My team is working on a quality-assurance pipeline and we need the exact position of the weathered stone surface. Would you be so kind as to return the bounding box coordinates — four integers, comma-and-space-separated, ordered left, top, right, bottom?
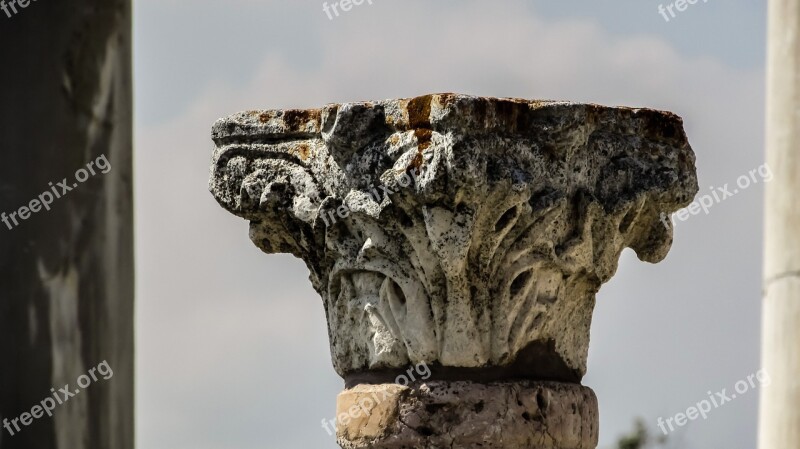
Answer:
209, 94, 697, 380
336, 384, 408, 442
336, 381, 598, 449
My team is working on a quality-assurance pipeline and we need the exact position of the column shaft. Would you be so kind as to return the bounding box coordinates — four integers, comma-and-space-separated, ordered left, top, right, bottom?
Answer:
760, 0, 800, 447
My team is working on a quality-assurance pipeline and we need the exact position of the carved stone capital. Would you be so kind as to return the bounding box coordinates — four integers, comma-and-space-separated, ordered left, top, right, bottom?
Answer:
209, 94, 697, 381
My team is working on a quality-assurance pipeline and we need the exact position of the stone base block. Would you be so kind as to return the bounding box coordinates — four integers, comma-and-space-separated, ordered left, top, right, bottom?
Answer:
336, 381, 598, 449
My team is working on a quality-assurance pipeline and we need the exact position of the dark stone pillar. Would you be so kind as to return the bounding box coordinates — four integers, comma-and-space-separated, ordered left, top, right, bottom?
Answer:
0, 1, 133, 448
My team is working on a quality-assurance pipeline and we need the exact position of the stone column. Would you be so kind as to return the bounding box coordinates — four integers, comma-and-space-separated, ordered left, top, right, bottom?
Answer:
759, 0, 800, 447
0, 1, 133, 448
209, 94, 697, 449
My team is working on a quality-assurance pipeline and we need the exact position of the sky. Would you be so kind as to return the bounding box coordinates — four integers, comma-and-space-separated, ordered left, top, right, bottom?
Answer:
134, 1, 768, 448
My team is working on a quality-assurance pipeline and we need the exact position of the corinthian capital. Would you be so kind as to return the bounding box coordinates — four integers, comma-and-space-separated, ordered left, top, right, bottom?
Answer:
209, 94, 698, 448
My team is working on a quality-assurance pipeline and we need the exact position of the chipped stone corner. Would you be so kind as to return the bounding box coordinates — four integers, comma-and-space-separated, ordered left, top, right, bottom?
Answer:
336, 384, 409, 445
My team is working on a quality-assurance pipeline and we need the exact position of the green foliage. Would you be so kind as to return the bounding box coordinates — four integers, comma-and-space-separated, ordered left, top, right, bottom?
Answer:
615, 418, 668, 449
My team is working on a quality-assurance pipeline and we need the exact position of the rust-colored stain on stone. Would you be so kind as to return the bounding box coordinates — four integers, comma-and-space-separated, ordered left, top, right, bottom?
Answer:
258, 112, 271, 123
404, 95, 435, 173
282, 108, 322, 131
295, 143, 311, 161
407, 95, 433, 129
414, 128, 433, 151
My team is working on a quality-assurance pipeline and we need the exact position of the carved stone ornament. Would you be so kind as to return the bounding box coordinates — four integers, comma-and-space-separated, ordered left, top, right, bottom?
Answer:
209, 93, 698, 449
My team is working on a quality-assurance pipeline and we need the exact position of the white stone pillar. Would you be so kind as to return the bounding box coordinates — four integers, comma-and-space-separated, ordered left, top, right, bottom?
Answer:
208, 94, 698, 449
759, 1, 800, 447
